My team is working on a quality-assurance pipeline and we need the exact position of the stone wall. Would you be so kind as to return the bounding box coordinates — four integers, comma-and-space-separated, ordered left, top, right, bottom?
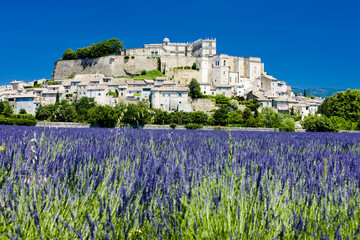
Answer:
191, 99, 217, 113
36, 121, 90, 128
167, 69, 200, 85
53, 55, 199, 80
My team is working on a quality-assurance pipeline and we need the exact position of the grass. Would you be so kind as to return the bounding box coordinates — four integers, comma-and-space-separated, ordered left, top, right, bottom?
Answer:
115, 70, 165, 80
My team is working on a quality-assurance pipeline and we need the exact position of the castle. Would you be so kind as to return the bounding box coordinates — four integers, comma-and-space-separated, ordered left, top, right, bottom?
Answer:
0, 37, 322, 117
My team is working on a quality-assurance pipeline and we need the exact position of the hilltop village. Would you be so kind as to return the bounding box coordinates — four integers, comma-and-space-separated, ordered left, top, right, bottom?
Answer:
0, 38, 322, 117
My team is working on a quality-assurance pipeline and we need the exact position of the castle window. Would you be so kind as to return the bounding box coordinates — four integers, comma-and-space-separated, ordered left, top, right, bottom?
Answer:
224, 60, 226, 66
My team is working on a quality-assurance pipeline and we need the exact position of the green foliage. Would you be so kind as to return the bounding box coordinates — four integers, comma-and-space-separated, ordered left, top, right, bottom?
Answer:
141, 70, 147, 75
302, 115, 337, 132
279, 117, 295, 132
213, 107, 229, 126
329, 116, 354, 130
121, 102, 151, 125
185, 123, 203, 129
62, 38, 123, 60
169, 123, 177, 129
62, 48, 78, 60
19, 109, 27, 114
107, 91, 119, 97
157, 57, 161, 71
261, 107, 282, 128
308, 94, 315, 99
66, 74, 75, 79
117, 70, 164, 80
192, 111, 208, 124
124, 55, 130, 59
228, 99, 239, 110
191, 62, 197, 70
0, 114, 36, 126
87, 105, 119, 128
304, 89, 307, 97
47, 81, 59, 86
189, 78, 202, 99
153, 109, 172, 124
319, 89, 360, 122
0, 101, 13, 117
215, 94, 230, 105
56, 91, 60, 104
227, 111, 243, 125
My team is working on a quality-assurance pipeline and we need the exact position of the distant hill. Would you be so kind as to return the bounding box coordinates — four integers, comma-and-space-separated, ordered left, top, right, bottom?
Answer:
292, 87, 347, 98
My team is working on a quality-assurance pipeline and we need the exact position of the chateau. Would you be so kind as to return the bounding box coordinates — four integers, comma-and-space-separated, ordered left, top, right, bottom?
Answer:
0, 37, 322, 117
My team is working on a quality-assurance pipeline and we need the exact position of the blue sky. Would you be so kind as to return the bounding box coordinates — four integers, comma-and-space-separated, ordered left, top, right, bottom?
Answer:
1, 0, 359, 89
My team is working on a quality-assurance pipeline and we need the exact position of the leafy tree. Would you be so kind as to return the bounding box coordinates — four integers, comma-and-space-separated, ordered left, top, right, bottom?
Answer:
73, 97, 95, 122
76, 47, 91, 59
157, 57, 161, 71
302, 115, 337, 132
227, 111, 243, 125
52, 101, 76, 122
88, 105, 119, 128
330, 116, 353, 130
213, 107, 229, 126
56, 91, 60, 104
215, 95, 230, 105
153, 109, 172, 124
192, 111, 208, 124
121, 103, 151, 125
19, 109, 27, 114
318, 89, 360, 122
191, 62, 197, 70
308, 94, 315, 99
62, 48, 78, 60
228, 99, 239, 110
304, 89, 307, 97
189, 78, 202, 99
280, 118, 295, 132
261, 107, 282, 128
36, 105, 54, 121
1, 101, 14, 117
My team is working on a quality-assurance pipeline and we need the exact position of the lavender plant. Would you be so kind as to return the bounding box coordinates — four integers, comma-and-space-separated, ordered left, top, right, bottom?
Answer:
0, 126, 359, 239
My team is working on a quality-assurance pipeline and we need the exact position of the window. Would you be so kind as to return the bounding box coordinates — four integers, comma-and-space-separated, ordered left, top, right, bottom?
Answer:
224, 60, 226, 66
98, 93, 101, 96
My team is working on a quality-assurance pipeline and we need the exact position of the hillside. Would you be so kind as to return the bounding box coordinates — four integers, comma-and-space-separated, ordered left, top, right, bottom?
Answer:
292, 87, 346, 98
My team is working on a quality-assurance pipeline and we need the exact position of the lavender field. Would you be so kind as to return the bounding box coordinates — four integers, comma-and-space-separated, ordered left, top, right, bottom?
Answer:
0, 126, 360, 239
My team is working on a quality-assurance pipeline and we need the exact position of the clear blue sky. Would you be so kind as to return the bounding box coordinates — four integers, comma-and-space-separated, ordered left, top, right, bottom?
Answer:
1, 0, 359, 89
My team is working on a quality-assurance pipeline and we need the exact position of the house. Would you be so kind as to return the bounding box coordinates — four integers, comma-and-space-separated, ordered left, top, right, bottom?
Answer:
151, 87, 191, 112
6, 95, 41, 114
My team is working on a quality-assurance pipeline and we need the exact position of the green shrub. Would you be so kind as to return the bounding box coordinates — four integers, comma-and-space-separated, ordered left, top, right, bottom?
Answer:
0, 115, 37, 126
214, 126, 222, 130
279, 118, 295, 132
192, 62, 197, 70
185, 123, 203, 130
124, 55, 130, 59
170, 123, 177, 129
141, 70, 147, 75
184, 66, 191, 69
302, 115, 337, 132
131, 56, 135, 59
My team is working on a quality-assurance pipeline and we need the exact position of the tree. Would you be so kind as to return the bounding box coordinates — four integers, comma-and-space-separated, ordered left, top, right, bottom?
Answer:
215, 95, 230, 105
189, 78, 201, 99
76, 47, 91, 59
280, 118, 295, 132
72, 97, 95, 122
36, 105, 54, 121
192, 111, 208, 124
157, 57, 161, 71
62, 48, 78, 60
304, 89, 307, 97
56, 91, 60, 104
318, 89, 360, 122
2, 101, 14, 117
88, 105, 119, 128
213, 107, 229, 126
191, 62, 197, 70
121, 103, 151, 125
308, 94, 315, 99
227, 111, 243, 125
228, 99, 239, 110
302, 115, 337, 132
261, 107, 281, 128
19, 109, 27, 114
